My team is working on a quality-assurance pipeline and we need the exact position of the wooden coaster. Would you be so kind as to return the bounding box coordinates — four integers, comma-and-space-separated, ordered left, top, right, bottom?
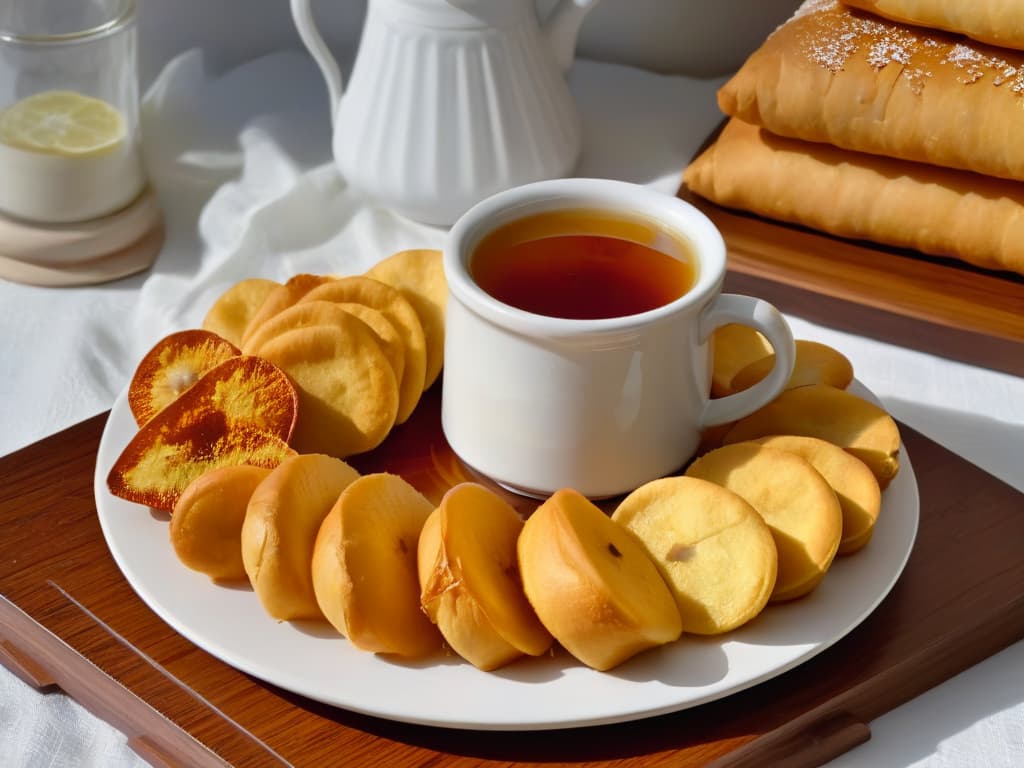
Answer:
0, 188, 164, 287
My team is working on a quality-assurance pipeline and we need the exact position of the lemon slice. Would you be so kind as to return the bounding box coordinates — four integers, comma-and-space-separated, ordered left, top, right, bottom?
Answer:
0, 90, 126, 156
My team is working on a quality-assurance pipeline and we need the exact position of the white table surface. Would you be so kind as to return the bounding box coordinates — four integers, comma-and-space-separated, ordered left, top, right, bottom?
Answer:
0, 48, 1021, 768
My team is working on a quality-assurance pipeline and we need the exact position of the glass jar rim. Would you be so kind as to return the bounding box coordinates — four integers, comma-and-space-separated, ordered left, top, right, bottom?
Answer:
0, 0, 136, 44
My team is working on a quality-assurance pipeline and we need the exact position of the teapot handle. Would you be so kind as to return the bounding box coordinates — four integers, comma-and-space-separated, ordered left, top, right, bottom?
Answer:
545, 0, 601, 73
290, 0, 344, 128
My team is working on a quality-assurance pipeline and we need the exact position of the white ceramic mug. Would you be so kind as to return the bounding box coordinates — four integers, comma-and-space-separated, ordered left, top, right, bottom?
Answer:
442, 178, 795, 498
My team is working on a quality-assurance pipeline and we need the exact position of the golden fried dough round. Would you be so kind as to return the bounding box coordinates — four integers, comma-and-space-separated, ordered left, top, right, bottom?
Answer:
329, 301, 406, 389
366, 249, 447, 390
254, 321, 399, 457
312, 472, 441, 657
300, 276, 427, 425
731, 340, 854, 393
418, 483, 551, 670
241, 299, 337, 356
518, 488, 682, 671
613, 476, 777, 634
723, 384, 901, 488
711, 323, 773, 398
240, 300, 404, 388
170, 464, 271, 582
239, 273, 334, 348
242, 454, 360, 620
686, 443, 843, 602
202, 278, 279, 347
749, 435, 882, 555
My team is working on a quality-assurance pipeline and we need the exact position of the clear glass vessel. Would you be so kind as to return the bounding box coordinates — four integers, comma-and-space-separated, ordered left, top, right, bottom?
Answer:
0, 0, 145, 223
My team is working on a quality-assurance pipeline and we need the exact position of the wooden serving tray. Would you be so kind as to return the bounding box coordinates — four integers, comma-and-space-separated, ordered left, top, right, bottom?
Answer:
2, 374, 1023, 767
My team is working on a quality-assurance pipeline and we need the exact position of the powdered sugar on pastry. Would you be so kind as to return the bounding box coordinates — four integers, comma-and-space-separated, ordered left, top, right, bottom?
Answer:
791, 0, 1024, 94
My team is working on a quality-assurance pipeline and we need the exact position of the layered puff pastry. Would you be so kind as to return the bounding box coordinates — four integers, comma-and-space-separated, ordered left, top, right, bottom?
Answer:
844, 0, 1024, 51
718, 0, 1024, 182
683, 118, 1024, 276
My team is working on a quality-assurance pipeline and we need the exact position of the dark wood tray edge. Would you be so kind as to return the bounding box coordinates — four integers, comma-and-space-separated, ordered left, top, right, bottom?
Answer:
715, 588, 1024, 767
0, 593, 230, 768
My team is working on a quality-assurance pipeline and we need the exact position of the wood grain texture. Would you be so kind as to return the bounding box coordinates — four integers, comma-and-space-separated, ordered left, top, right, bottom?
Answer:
721, 271, 1024, 379
1, 380, 1023, 767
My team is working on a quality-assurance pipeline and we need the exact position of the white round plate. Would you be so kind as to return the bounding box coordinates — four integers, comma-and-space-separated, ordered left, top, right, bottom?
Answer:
94, 384, 918, 731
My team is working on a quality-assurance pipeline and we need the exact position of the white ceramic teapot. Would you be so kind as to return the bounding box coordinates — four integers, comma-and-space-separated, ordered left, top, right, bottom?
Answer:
290, 0, 600, 225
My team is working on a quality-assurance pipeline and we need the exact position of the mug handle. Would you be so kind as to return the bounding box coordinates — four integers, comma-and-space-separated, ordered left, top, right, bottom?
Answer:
698, 293, 795, 428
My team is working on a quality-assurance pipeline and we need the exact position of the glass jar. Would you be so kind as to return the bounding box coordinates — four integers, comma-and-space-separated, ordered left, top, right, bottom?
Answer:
0, 0, 145, 223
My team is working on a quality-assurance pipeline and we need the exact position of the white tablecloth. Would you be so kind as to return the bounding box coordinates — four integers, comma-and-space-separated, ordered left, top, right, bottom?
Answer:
1, 50, 1021, 767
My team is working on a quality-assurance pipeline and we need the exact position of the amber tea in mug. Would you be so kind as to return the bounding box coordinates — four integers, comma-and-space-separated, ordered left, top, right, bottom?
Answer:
470, 209, 697, 319
444, 178, 796, 498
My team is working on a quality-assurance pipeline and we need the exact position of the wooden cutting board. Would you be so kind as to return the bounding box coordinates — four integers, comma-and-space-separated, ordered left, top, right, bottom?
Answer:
2, 370, 1023, 767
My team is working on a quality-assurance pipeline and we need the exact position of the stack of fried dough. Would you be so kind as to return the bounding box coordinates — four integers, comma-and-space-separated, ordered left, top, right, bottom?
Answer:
684, 0, 1024, 276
